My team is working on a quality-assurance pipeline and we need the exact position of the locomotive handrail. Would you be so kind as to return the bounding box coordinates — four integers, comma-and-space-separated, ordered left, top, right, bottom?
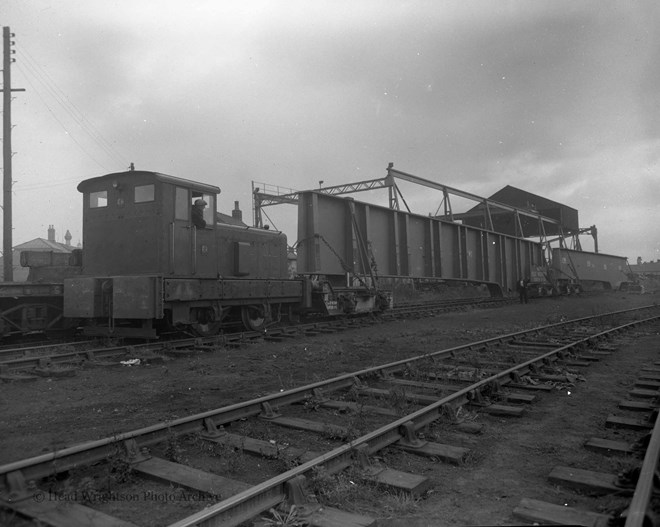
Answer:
192, 225, 197, 274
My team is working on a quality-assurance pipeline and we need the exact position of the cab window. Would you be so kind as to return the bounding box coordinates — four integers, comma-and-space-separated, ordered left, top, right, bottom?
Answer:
175, 187, 189, 220
135, 184, 155, 203
90, 191, 108, 208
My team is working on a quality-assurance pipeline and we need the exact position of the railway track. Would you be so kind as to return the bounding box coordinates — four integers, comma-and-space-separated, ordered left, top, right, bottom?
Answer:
1, 304, 659, 526
0, 296, 512, 379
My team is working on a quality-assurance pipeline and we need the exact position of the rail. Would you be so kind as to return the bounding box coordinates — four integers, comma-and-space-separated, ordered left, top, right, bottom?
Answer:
624, 396, 660, 527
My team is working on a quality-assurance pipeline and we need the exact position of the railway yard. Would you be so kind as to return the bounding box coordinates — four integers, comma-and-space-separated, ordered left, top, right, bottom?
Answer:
0, 162, 657, 527
1, 290, 659, 526
2, 5, 659, 526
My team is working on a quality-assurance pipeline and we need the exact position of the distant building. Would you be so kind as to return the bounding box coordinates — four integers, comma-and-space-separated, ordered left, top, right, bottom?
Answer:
0, 225, 77, 282
455, 185, 580, 238
216, 201, 248, 227
629, 259, 660, 277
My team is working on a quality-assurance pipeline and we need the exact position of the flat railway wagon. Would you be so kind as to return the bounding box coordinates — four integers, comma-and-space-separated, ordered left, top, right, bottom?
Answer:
0, 282, 67, 338
296, 190, 545, 298
63, 170, 385, 339
0, 251, 81, 338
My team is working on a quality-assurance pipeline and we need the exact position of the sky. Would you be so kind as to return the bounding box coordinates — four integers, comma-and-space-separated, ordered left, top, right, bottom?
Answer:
1, 0, 659, 263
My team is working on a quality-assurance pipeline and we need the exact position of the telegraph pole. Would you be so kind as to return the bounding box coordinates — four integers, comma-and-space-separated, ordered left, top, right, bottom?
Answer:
2, 27, 24, 282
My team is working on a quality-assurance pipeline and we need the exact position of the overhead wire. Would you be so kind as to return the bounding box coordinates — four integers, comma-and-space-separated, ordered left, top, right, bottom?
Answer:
13, 43, 129, 170
12, 66, 110, 172
17, 45, 129, 165
12, 176, 82, 192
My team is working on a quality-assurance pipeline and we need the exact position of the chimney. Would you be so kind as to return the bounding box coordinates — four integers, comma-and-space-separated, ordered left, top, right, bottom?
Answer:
65, 230, 72, 247
232, 201, 242, 222
48, 225, 55, 242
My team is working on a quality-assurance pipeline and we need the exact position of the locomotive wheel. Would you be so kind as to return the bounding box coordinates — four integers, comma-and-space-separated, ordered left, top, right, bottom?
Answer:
189, 307, 223, 337
241, 305, 266, 331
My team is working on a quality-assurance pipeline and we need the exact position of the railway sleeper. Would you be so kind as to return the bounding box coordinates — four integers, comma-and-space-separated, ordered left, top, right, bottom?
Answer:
202, 430, 431, 498
0, 372, 39, 383
548, 465, 646, 496
606, 414, 655, 430
131, 455, 250, 500
513, 497, 610, 527
351, 444, 431, 496
619, 400, 658, 412
395, 437, 470, 465
387, 377, 536, 403
250, 410, 440, 495
319, 399, 399, 417
634, 379, 660, 390
507, 380, 554, 392
584, 437, 642, 457
4, 497, 137, 527
278, 476, 377, 527
261, 414, 350, 440
2, 468, 136, 526
629, 388, 660, 399
360, 385, 526, 417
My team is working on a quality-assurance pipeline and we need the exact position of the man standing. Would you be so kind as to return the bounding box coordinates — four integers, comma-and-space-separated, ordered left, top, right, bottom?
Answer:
517, 278, 529, 304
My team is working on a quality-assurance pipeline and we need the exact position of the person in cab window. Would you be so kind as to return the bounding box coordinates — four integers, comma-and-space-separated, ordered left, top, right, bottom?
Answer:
192, 199, 207, 228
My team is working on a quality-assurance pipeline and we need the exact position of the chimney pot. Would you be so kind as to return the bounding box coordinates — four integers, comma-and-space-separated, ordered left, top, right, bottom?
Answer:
232, 201, 242, 222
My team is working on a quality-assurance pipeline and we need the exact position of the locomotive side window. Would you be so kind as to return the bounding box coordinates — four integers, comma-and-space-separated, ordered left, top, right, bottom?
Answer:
90, 190, 108, 208
175, 187, 189, 220
135, 184, 155, 203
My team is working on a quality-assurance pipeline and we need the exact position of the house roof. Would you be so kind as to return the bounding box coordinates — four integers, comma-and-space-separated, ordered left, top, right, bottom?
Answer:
14, 238, 73, 253
216, 211, 247, 227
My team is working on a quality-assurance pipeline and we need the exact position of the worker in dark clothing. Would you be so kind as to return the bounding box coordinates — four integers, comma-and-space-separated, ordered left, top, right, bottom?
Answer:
192, 199, 207, 228
517, 278, 529, 304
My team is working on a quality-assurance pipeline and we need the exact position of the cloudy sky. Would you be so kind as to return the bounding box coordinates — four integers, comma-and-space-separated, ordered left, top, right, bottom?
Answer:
2, 1, 659, 263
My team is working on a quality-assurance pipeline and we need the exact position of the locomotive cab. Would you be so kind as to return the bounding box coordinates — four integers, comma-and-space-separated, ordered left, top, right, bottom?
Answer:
75, 170, 220, 277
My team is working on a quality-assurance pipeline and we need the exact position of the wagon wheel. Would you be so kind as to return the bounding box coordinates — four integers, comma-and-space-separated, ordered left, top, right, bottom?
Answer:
191, 307, 222, 336
241, 305, 267, 332
191, 321, 222, 337
287, 305, 301, 325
